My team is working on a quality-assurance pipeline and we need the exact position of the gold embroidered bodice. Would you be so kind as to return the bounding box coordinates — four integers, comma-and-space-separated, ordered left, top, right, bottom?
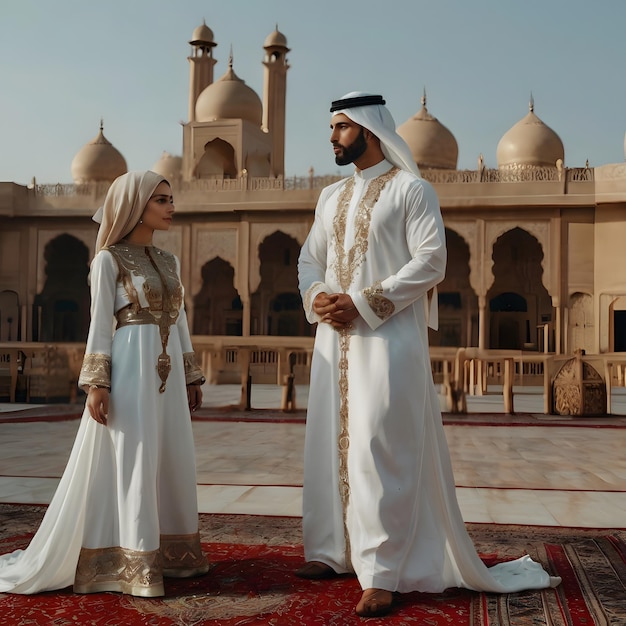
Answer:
107, 242, 182, 392
107, 241, 183, 320
78, 242, 203, 393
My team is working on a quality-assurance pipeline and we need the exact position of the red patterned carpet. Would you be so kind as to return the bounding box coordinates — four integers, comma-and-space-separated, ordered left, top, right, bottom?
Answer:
0, 504, 625, 625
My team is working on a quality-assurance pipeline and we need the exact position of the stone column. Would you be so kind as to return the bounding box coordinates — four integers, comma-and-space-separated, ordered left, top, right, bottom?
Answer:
478, 294, 487, 349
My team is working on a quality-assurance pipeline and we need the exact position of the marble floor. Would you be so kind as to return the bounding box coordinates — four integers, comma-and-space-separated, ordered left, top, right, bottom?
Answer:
0, 385, 625, 529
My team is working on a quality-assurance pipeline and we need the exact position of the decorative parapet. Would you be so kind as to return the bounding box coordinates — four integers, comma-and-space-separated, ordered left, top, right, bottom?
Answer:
421, 169, 480, 183
420, 166, 593, 184
178, 176, 285, 192
179, 177, 249, 192
489, 164, 561, 182
283, 174, 344, 190
35, 182, 113, 197
32, 167, 596, 197
567, 167, 594, 182
32, 174, 345, 196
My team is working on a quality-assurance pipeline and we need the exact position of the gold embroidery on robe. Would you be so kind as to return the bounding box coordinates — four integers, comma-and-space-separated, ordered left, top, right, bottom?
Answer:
329, 167, 400, 568
337, 327, 352, 565
332, 167, 399, 291
363, 281, 395, 320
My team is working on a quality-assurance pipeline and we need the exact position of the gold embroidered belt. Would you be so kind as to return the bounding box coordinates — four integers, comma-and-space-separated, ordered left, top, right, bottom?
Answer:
116, 306, 178, 329
115, 305, 179, 393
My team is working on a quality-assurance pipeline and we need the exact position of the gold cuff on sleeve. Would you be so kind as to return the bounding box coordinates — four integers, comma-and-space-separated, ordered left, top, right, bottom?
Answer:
78, 353, 112, 390
303, 282, 324, 315
363, 281, 395, 321
183, 352, 204, 385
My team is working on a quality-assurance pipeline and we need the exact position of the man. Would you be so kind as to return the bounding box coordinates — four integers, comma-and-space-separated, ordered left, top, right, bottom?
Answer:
296, 92, 559, 618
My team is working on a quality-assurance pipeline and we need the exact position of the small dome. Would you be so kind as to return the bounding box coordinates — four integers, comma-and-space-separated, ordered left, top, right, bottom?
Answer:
71, 123, 127, 184
397, 93, 458, 170
264, 27, 288, 49
190, 21, 215, 46
195, 57, 263, 125
151, 151, 182, 180
497, 98, 564, 169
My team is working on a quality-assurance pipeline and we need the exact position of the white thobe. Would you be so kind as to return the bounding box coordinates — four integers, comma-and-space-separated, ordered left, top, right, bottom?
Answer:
298, 160, 560, 594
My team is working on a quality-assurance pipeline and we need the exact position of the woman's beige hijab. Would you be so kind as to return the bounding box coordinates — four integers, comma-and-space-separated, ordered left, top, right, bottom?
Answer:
93, 170, 167, 253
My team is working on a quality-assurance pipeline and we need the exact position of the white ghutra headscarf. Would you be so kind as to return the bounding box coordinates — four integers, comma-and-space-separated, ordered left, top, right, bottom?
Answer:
330, 91, 421, 177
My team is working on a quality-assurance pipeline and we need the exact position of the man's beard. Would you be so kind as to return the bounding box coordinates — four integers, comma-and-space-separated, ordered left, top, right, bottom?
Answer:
333, 128, 367, 166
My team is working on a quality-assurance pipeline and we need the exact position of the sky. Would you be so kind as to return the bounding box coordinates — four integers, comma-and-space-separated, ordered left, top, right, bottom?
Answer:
1, 0, 626, 185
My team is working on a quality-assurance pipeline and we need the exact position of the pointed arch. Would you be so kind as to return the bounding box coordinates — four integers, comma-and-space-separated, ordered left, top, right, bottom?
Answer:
249, 223, 310, 294
193, 257, 242, 336
250, 231, 310, 336
486, 221, 550, 296
195, 138, 237, 178
33, 234, 90, 341
487, 228, 552, 350
430, 228, 478, 347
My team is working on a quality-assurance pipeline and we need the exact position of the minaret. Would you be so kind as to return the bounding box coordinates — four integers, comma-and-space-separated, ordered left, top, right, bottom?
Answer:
262, 25, 289, 177
188, 20, 217, 122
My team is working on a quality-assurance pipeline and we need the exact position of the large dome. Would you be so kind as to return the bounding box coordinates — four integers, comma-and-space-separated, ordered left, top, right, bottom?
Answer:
497, 99, 564, 169
195, 57, 262, 125
151, 151, 182, 180
397, 93, 458, 170
70, 123, 127, 184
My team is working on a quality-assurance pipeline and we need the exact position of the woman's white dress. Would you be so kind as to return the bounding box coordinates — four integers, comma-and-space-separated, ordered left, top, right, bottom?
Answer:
0, 241, 208, 596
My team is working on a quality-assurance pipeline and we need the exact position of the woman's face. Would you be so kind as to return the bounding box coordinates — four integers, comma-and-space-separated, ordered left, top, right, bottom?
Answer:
140, 181, 175, 231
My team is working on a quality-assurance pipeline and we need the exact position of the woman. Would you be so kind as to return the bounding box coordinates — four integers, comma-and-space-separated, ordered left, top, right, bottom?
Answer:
0, 170, 208, 596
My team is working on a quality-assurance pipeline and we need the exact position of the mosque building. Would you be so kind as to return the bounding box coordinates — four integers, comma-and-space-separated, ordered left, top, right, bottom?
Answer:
1, 21, 626, 400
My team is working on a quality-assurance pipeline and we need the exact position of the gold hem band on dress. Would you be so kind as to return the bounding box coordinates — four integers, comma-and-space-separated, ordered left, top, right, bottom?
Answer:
73, 533, 209, 596
161, 531, 209, 576
74, 545, 164, 597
